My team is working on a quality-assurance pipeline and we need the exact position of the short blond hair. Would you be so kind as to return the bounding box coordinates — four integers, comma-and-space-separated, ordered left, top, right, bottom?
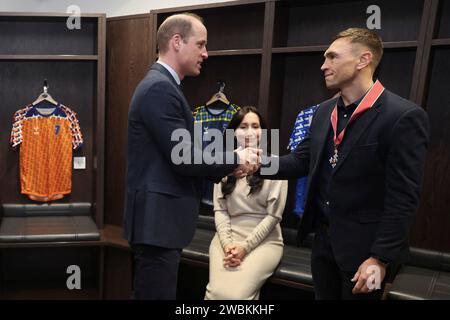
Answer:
334, 28, 383, 69
157, 13, 204, 54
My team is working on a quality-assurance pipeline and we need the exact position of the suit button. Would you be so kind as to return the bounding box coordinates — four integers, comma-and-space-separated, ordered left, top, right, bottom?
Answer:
326, 201, 330, 206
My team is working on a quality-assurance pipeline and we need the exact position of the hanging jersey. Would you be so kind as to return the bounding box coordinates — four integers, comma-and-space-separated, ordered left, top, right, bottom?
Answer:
10, 103, 83, 202
288, 105, 319, 217
193, 103, 240, 132
193, 103, 240, 206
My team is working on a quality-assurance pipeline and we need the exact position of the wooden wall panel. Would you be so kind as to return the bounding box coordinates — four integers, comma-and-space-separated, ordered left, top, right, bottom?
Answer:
105, 15, 152, 226
410, 47, 450, 251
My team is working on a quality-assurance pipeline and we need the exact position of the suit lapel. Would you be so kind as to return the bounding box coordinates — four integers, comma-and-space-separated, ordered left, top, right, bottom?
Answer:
151, 63, 185, 96
151, 63, 178, 86
151, 63, 192, 121
310, 101, 334, 176
332, 98, 382, 174
315, 107, 333, 160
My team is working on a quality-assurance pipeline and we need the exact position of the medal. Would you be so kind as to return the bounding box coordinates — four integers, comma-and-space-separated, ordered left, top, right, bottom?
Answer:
329, 80, 385, 168
329, 147, 339, 168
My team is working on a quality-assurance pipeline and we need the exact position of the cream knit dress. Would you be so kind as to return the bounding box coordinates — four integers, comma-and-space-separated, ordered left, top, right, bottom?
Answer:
204, 177, 288, 300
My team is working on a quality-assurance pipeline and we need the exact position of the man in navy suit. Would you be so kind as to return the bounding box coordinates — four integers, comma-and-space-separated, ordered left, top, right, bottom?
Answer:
259, 28, 429, 299
124, 13, 258, 299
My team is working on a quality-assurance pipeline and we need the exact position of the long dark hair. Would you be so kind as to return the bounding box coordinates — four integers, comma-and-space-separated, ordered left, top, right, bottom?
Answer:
221, 106, 268, 198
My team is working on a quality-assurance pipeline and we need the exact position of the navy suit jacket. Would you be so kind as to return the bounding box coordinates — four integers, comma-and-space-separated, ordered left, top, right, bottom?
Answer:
123, 63, 237, 249
266, 89, 429, 271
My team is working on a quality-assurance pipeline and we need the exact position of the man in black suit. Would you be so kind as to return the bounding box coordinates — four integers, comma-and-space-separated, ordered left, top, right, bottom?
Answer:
259, 28, 429, 299
123, 13, 258, 300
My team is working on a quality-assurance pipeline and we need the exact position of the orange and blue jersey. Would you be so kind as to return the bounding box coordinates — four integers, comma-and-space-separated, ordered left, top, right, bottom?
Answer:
10, 103, 83, 202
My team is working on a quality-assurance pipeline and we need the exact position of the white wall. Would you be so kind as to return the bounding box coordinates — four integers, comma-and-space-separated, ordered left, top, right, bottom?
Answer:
0, 0, 236, 17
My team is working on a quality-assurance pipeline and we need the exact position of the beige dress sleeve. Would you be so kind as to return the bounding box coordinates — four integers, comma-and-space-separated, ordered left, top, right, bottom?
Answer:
213, 182, 233, 249
238, 180, 288, 253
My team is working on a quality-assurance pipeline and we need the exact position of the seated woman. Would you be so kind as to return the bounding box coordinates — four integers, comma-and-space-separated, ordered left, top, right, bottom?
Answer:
204, 106, 288, 300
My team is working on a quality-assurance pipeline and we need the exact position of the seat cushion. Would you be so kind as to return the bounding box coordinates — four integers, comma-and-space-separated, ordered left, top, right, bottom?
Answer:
182, 228, 214, 263
388, 265, 450, 300
274, 245, 313, 287
408, 247, 450, 272
2, 203, 91, 217
0, 216, 100, 242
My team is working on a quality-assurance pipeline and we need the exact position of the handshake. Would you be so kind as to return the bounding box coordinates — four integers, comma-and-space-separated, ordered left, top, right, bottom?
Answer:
233, 146, 262, 178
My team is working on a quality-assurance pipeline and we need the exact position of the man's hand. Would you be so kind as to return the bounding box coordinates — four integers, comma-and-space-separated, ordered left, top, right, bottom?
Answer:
235, 146, 261, 165
233, 147, 262, 178
351, 257, 387, 294
233, 164, 260, 178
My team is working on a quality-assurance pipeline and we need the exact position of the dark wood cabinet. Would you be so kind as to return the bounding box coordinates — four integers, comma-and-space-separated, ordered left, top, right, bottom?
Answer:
157, 2, 266, 51
409, 0, 450, 251
0, 245, 101, 299
0, 12, 106, 299
103, 13, 153, 299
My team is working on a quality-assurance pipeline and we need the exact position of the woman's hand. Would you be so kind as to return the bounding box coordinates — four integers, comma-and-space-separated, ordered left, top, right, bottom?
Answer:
222, 243, 247, 268
231, 245, 247, 261
223, 244, 240, 267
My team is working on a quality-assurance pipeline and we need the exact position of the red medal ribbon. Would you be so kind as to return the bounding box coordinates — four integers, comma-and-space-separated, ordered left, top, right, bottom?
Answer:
331, 80, 385, 149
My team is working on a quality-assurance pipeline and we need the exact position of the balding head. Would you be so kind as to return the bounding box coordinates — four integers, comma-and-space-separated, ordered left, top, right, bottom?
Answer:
157, 13, 204, 54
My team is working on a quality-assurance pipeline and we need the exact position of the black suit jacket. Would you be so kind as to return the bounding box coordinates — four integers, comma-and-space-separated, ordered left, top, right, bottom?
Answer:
123, 63, 237, 249
268, 89, 429, 271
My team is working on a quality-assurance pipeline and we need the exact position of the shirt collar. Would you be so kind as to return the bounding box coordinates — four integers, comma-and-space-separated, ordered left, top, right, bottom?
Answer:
157, 60, 181, 85
337, 94, 364, 113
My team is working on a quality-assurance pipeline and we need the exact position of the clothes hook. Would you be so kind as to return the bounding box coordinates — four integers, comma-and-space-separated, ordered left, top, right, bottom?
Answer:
43, 79, 48, 95
217, 80, 225, 93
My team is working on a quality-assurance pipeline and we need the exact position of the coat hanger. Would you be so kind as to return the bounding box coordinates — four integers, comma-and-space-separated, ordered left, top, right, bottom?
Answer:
32, 79, 58, 106
206, 81, 230, 108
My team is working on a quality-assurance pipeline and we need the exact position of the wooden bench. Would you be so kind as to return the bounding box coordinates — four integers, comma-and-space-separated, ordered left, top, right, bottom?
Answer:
183, 215, 450, 300
181, 215, 314, 292
388, 247, 450, 300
